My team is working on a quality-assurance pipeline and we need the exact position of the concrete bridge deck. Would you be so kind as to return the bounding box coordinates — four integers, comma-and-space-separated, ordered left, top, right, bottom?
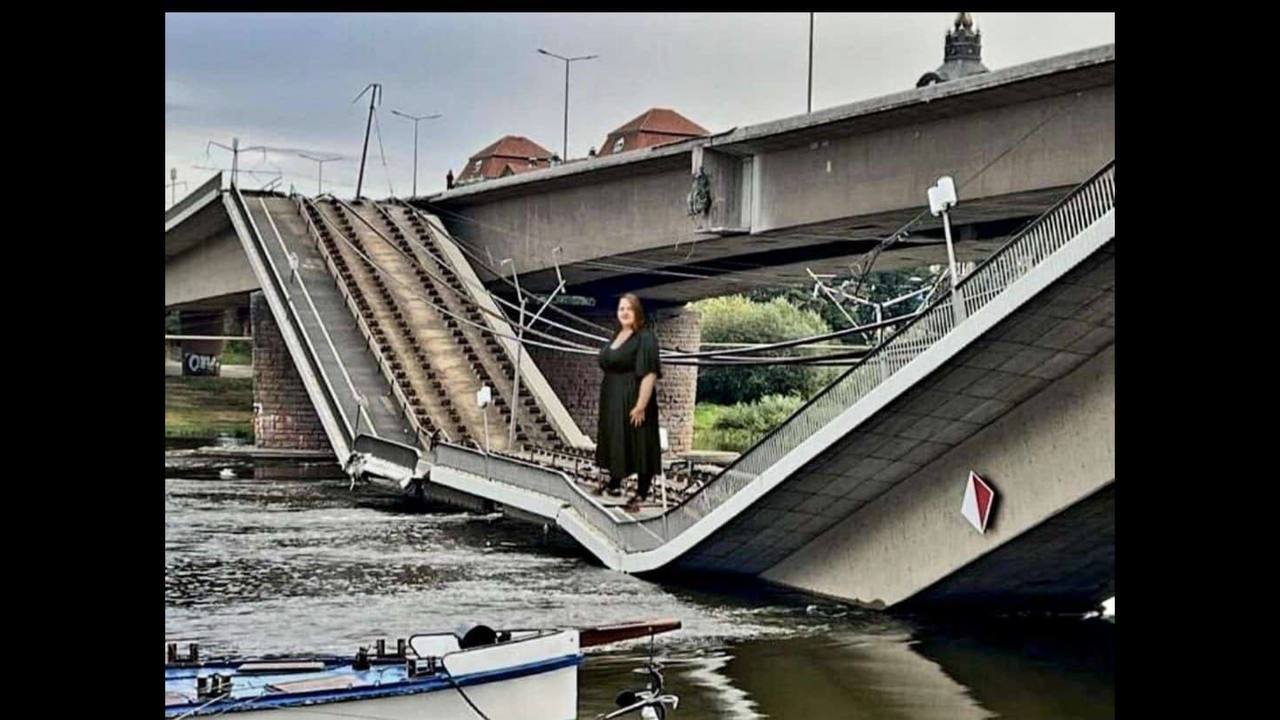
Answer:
422, 45, 1113, 306
427, 164, 1114, 610
164, 45, 1115, 611
165, 160, 1113, 610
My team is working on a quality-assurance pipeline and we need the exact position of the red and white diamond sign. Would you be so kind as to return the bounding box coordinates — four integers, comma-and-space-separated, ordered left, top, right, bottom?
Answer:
961, 471, 995, 534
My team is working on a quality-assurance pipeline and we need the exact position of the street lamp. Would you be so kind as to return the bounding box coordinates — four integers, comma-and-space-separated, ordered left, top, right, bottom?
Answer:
296, 152, 344, 196
808, 13, 815, 113
927, 175, 966, 324
537, 48, 598, 160
390, 110, 442, 197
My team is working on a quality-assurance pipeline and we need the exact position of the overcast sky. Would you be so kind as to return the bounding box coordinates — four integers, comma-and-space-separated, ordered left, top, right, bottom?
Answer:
164, 12, 1114, 205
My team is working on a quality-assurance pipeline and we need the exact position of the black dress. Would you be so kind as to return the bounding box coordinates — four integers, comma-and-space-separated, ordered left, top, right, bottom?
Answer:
596, 328, 662, 496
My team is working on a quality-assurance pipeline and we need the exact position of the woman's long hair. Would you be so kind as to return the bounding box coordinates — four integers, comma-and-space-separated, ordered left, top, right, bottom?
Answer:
619, 293, 647, 331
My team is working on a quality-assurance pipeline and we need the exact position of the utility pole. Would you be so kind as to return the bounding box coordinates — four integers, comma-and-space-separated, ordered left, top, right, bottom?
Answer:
207, 138, 268, 188
808, 13, 815, 113
391, 110, 442, 197
353, 83, 381, 199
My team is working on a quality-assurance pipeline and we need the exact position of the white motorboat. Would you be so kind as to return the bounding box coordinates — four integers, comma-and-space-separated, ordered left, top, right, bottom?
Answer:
164, 619, 680, 719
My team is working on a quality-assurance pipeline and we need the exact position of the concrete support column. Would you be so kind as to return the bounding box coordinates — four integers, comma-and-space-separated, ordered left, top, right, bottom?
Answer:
250, 292, 328, 450
527, 302, 700, 454
651, 305, 701, 453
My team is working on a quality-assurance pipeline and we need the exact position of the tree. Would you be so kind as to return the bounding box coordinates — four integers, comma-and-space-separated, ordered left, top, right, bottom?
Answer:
694, 295, 836, 404
749, 266, 946, 341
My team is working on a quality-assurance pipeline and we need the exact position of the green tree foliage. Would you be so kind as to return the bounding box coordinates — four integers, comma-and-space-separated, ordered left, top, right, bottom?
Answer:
694, 295, 836, 404
696, 395, 806, 452
749, 266, 944, 341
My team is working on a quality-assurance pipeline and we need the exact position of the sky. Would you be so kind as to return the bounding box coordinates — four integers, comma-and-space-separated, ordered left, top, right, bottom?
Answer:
164, 12, 1114, 205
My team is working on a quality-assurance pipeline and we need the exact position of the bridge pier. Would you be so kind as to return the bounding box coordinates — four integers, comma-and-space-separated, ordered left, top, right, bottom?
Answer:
527, 304, 701, 453
249, 292, 329, 450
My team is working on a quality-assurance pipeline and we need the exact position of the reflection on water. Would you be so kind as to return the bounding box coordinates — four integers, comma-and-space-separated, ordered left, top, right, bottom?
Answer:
164, 455, 1114, 719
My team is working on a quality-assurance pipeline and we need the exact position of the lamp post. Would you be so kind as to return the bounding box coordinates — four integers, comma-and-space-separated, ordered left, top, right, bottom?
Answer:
808, 13, 815, 113
537, 48, 598, 160
390, 110, 441, 197
927, 175, 966, 324
296, 152, 343, 195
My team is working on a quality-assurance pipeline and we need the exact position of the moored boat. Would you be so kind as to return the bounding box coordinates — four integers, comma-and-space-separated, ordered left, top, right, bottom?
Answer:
165, 619, 680, 719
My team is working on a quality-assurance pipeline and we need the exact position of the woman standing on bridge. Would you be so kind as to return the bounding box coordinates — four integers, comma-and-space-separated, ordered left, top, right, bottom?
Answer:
595, 293, 662, 513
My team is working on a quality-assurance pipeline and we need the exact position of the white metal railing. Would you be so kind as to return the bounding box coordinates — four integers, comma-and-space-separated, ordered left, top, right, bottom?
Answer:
226, 187, 354, 452
255, 195, 375, 437
435, 160, 1116, 556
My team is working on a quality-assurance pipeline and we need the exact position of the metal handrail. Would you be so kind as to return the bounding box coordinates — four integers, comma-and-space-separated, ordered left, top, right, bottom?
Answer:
296, 196, 443, 449
227, 186, 353, 447
255, 195, 375, 437
433, 160, 1115, 556
364, 203, 544, 443
648, 160, 1116, 537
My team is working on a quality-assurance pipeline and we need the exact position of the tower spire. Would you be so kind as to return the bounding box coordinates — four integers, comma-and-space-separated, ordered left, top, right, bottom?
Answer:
917, 12, 989, 87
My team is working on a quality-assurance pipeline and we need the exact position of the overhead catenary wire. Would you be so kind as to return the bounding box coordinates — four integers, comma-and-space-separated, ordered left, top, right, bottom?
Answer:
344, 195, 919, 361
287, 92, 1085, 367
410, 201, 934, 358
371, 107, 396, 198
418, 90, 1085, 297
303, 195, 881, 365
421, 201, 823, 289
406, 200, 872, 354
847, 90, 1085, 296
348, 195, 895, 363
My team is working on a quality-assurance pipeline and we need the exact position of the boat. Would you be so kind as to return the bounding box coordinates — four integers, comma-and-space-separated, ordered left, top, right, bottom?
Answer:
164, 619, 681, 719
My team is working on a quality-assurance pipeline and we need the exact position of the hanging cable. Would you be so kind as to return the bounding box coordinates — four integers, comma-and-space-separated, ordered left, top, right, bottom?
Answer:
422, 201, 820, 289
303, 197, 877, 366
296, 88, 1087, 368
319, 195, 597, 351
848, 91, 1085, 296
371, 108, 395, 198
372, 196, 935, 361
316, 194, 885, 363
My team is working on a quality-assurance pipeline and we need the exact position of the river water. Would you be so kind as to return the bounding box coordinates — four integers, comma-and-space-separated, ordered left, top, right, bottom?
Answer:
165, 447, 1114, 719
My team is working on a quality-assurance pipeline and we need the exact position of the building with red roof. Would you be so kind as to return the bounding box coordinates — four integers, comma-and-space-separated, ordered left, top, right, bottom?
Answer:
596, 108, 709, 157
455, 135, 556, 186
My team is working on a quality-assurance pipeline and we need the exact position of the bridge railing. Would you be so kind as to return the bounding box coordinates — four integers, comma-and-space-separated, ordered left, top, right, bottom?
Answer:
296, 197, 437, 451
433, 443, 642, 546
165, 172, 223, 229
656, 161, 1116, 539
226, 186, 354, 456
432, 161, 1115, 557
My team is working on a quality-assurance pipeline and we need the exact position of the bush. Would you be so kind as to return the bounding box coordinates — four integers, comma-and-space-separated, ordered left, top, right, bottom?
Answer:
222, 340, 252, 365
694, 395, 806, 452
694, 295, 837, 404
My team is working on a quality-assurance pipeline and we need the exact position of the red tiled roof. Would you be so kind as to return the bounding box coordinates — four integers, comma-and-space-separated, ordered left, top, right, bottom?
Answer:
470, 135, 554, 161
457, 135, 555, 185
597, 108, 709, 157
612, 108, 708, 136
